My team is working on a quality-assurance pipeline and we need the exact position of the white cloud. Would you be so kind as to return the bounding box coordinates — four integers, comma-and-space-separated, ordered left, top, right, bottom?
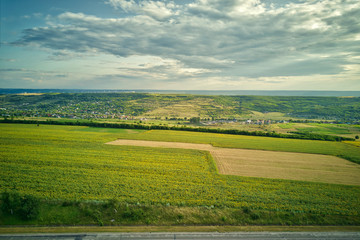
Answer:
9, 0, 360, 90
106, 0, 136, 11
106, 0, 177, 21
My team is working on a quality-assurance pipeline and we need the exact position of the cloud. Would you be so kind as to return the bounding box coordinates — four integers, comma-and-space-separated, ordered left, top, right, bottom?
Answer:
0, 58, 16, 62
106, 0, 177, 21
187, 0, 267, 19
11, 0, 360, 88
0, 68, 24, 72
0, 68, 70, 80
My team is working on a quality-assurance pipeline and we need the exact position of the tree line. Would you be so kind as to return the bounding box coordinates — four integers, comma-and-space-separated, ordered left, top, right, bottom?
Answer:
1, 119, 354, 142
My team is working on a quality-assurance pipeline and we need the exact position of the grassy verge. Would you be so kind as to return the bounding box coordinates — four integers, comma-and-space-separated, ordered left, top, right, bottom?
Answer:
1, 200, 360, 227
2, 225, 360, 234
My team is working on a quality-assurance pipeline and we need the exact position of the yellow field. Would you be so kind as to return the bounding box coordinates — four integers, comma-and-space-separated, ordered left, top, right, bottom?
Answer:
141, 98, 238, 119
107, 139, 360, 185
344, 141, 360, 147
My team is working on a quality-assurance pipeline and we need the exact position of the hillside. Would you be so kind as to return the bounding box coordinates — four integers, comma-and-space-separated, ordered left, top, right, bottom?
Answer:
1, 93, 359, 122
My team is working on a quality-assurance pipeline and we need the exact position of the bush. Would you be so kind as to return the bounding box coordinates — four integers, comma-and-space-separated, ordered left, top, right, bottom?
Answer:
122, 207, 145, 221
242, 206, 251, 214
250, 212, 261, 220
1, 191, 40, 220
1, 191, 21, 215
18, 195, 40, 220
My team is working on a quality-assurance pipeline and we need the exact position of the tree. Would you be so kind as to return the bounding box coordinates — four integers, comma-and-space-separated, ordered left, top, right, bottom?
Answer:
189, 117, 200, 124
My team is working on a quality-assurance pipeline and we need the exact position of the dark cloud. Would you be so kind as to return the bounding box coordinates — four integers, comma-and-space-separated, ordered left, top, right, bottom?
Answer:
55, 74, 68, 78
0, 68, 24, 72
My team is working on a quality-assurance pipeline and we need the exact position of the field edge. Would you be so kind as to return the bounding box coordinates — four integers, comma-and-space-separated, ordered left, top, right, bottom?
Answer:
107, 139, 360, 186
1, 225, 360, 234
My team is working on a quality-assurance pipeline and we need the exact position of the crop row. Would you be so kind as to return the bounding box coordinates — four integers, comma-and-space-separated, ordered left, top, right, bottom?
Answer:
1, 123, 360, 217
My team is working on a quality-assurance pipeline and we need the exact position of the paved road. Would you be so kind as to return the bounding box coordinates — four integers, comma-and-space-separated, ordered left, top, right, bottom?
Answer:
1, 232, 360, 240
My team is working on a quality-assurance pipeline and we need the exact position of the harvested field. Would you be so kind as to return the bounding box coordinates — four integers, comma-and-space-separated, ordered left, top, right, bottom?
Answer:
107, 139, 360, 186
107, 139, 214, 151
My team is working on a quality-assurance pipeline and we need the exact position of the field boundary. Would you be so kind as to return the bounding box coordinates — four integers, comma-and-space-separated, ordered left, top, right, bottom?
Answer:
1, 119, 354, 142
107, 139, 360, 186
1, 225, 360, 234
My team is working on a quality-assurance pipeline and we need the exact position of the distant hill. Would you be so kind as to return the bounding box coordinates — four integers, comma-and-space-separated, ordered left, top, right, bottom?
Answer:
1, 93, 359, 122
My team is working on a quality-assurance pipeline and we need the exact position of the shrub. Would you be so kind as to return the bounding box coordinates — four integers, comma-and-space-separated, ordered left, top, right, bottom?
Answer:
122, 207, 145, 221
1, 191, 21, 215
1, 191, 40, 220
250, 212, 261, 220
18, 195, 40, 220
242, 206, 251, 214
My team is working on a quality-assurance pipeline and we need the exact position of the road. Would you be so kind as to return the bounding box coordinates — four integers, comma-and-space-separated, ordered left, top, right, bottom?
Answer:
1, 232, 360, 240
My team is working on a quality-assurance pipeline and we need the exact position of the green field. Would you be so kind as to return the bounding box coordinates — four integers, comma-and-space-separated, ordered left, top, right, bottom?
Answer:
110, 128, 360, 164
1, 123, 360, 225
273, 122, 359, 135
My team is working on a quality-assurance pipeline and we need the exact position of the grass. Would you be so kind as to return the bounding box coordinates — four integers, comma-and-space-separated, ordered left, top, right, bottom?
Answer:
107, 139, 360, 186
2, 200, 360, 227
248, 122, 360, 139
109, 129, 360, 164
344, 141, 360, 147
142, 98, 215, 118
247, 111, 287, 120
2, 225, 360, 234
10, 116, 360, 142
1, 123, 360, 226
296, 124, 351, 135
273, 123, 360, 138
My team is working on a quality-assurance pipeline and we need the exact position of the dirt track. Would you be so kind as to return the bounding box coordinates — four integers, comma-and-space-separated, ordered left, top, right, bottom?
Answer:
106, 139, 360, 185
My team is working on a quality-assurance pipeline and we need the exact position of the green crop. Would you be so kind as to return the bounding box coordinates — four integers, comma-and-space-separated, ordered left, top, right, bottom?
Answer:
111, 129, 360, 164
1, 124, 360, 218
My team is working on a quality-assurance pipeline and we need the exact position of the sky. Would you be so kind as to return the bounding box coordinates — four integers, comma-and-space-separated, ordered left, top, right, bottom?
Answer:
0, 0, 359, 90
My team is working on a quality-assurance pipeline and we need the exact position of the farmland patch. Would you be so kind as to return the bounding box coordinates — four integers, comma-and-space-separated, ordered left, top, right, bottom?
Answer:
107, 139, 360, 186
2, 123, 360, 222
